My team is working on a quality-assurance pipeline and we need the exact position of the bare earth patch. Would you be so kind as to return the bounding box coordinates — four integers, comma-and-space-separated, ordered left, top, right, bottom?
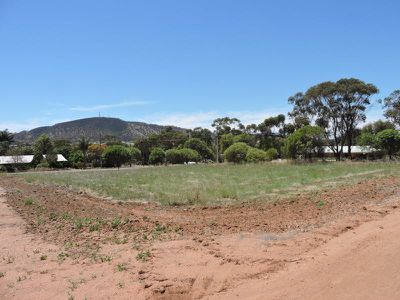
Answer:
1, 175, 400, 299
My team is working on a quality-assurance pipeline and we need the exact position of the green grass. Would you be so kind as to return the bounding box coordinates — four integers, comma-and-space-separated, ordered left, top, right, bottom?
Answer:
17, 162, 400, 205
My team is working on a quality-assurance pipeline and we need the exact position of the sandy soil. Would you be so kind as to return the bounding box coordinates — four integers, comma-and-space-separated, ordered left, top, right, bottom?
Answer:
1, 175, 400, 299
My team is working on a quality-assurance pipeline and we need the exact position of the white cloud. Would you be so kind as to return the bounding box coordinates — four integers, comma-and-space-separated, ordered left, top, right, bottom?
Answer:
70, 101, 151, 112
141, 109, 286, 129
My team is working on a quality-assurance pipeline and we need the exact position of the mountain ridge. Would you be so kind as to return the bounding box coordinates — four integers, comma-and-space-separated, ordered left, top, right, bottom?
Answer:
14, 117, 184, 143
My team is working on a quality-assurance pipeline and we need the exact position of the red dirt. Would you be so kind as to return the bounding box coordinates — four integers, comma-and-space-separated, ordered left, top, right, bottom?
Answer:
1, 175, 400, 299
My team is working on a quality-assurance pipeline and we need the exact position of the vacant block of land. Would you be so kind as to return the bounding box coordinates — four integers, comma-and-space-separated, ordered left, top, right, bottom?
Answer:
18, 162, 400, 205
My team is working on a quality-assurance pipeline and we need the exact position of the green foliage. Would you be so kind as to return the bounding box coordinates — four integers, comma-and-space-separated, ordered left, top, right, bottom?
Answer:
33, 134, 54, 166
223, 142, 249, 163
383, 90, 400, 127
184, 138, 214, 160
102, 145, 131, 168
0, 130, 14, 155
375, 129, 400, 159
149, 147, 165, 165
265, 148, 279, 161
246, 147, 267, 162
190, 127, 213, 146
220, 133, 234, 153
233, 133, 256, 147
128, 147, 142, 165
284, 126, 324, 160
69, 150, 84, 168
165, 148, 201, 164
293, 78, 378, 160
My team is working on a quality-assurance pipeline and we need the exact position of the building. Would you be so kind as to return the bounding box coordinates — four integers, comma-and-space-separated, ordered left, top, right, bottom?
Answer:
0, 154, 68, 165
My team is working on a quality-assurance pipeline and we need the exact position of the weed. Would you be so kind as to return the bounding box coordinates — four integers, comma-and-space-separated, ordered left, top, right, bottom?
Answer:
316, 200, 326, 208
49, 212, 57, 221
111, 217, 121, 229
117, 282, 124, 288
89, 223, 100, 232
58, 252, 69, 262
136, 250, 151, 262
25, 198, 34, 205
61, 212, 72, 220
100, 255, 112, 263
33, 249, 40, 254
0, 272, 5, 278
116, 263, 127, 272
40, 255, 47, 261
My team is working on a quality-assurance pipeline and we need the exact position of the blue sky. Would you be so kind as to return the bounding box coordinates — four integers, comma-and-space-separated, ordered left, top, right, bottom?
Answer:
1, 0, 399, 132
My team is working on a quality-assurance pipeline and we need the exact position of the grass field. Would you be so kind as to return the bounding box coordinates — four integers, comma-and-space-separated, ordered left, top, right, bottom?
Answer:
15, 161, 400, 205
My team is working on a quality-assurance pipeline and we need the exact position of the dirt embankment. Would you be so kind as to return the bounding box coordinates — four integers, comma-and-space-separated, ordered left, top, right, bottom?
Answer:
1, 175, 400, 299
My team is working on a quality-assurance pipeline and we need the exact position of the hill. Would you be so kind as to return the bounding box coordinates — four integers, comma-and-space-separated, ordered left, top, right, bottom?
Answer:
14, 117, 184, 143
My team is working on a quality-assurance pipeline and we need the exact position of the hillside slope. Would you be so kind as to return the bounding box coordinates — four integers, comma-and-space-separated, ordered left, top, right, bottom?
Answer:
14, 117, 183, 143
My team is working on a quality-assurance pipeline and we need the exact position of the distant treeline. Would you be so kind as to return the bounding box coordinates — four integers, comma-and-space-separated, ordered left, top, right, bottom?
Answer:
1, 78, 400, 170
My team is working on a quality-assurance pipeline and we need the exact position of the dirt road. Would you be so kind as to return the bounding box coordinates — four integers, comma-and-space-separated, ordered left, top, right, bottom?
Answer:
1, 176, 400, 299
210, 205, 400, 300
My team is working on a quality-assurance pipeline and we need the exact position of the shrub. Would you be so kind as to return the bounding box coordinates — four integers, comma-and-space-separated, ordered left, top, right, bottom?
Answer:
149, 147, 165, 165
265, 148, 279, 161
165, 148, 201, 164
128, 147, 142, 165
223, 142, 249, 163
165, 149, 184, 164
179, 148, 201, 163
102, 145, 131, 168
69, 150, 84, 168
246, 147, 267, 162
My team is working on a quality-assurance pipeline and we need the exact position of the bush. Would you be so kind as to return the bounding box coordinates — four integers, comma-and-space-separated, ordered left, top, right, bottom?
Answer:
165, 148, 201, 164
165, 149, 184, 164
149, 147, 165, 165
129, 147, 142, 165
223, 142, 249, 163
179, 148, 201, 163
265, 148, 279, 161
102, 145, 131, 168
69, 150, 84, 168
246, 147, 267, 162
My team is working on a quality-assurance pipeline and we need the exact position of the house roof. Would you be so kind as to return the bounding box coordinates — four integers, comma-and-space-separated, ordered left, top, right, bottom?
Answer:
0, 154, 67, 165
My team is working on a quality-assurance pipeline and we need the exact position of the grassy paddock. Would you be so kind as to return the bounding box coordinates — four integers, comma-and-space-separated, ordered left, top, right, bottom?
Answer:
16, 162, 400, 205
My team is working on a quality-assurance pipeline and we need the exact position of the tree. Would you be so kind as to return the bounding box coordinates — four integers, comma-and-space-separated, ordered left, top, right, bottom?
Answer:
382, 90, 400, 127
189, 127, 213, 146
78, 136, 90, 168
184, 138, 214, 161
0, 130, 14, 155
362, 120, 395, 135
223, 142, 249, 163
102, 145, 131, 168
88, 144, 107, 167
283, 126, 325, 160
32, 134, 54, 166
375, 129, 400, 159
212, 117, 242, 163
303, 78, 378, 160
149, 147, 165, 165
